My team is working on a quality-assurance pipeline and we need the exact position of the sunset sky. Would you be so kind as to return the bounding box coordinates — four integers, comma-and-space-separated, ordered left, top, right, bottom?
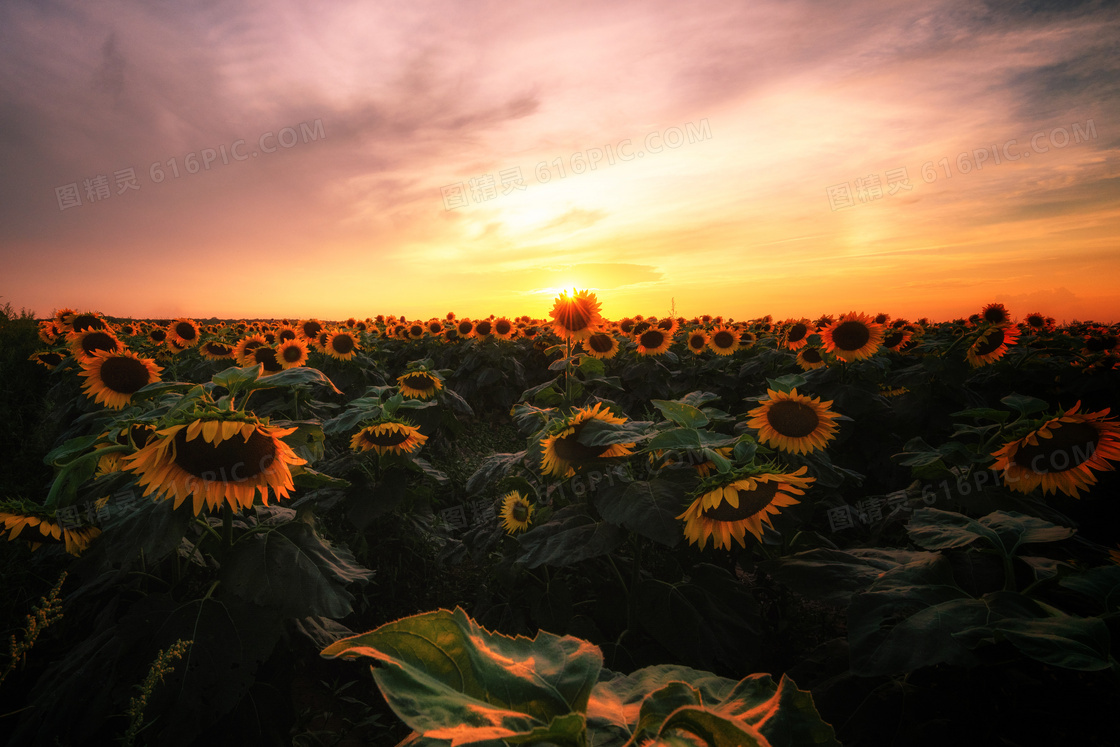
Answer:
2, 0, 1118, 323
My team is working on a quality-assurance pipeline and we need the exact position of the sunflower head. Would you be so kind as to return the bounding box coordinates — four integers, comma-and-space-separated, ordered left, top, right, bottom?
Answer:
677, 464, 814, 550
707, 326, 740, 356
1, 499, 102, 555
499, 491, 535, 534
397, 369, 444, 400
325, 331, 361, 361
540, 402, 635, 478
277, 339, 309, 369
581, 332, 620, 359
746, 388, 839, 455
79, 350, 163, 409
821, 313, 884, 362
967, 324, 1020, 367
69, 328, 123, 362
167, 318, 201, 347
350, 419, 429, 456
549, 290, 604, 342
980, 303, 1012, 326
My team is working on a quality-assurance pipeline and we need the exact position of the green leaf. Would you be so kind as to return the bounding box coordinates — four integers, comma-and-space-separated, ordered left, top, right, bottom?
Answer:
993, 615, 1113, 671
648, 428, 736, 452
1059, 565, 1120, 612
221, 522, 372, 618
578, 355, 607, 378
950, 407, 1011, 423
588, 665, 737, 741
651, 400, 709, 429
293, 467, 351, 490
659, 707, 771, 747
764, 374, 807, 393
762, 548, 938, 604
978, 511, 1075, 555
43, 434, 101, 466
1000, 393, 1050, 415
594, 479, 685, 547
516, 505, 625, 569
906, 508, 1002, 551
321, 608, 602, 745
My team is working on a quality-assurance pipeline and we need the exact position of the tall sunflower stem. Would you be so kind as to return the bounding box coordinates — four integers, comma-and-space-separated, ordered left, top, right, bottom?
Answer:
563, 338, 573, 409
221, 505, 234, 554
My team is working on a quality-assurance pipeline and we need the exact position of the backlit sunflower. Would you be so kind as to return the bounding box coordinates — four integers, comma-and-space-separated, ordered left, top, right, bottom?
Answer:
456, 319, 476, 338
499, 491, 534, 534
686, 330, 709, 355
397, 370, 444, 400
79, 350, 163, 409
407, 322, 426, 340
990, 402, 1120, 497
635, 328, 672, 356
821, 313, 883, 361
549, 290, 604, 342
66, 311, 107, 333
1022, 312, 1053, 333
796, 347, 827, 371
350, 420, 428, 456
325, 330, 361, 361
277, 339, 309, 369
540, 402, 635, 478
474, 319, 494, 338
979, 302, 1012, 326
581, 332, 620, 359
0, 502, 101, 556
881, 328, 913, 352
707, 326, 740, 356
783, 319, 812, 350
167, 318, 201, 348
69, 328, 123, 362
966, 325, 1020, 367
493, 317, 515, 340
746, 388, 839, 454
30, 351, 65, 370
677, 465, 814, 550
123, 417, 306, 514
426, 318, 446, 336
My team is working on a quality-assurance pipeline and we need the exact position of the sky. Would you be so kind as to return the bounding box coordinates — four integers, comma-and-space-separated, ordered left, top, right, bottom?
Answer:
2, 0, 1118, 323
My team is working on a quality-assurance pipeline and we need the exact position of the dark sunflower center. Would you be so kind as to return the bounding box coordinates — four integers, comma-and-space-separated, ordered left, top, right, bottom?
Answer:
883, 332, 904, 348
279, 329, 296, 341
496, 320, 512, 335
619, 320, 635, 334
401, 374, 435, 392
973, 328, 1006, 357
428, 322, 443, 334
302, 321, 323, 337
639, 330, 666, 349
1026, 315, 1045, 328
1011, 422, 1100, 474
588, 333, 614, 353
173, 425, 275, 480
802, 348, 823, 363
100, 356, 153, 394
788, 323, 808, 342
131, 424, 155, 448
765, 400, 820, 438
39, 352, 64, 366
410, 325, 424, 337
331, 335, 355, 354
702, 481, 781, 521
511, 503, 529, 522
175, 322, 198, 340
983, 307, 1008, 324
254, 347, 283, 372
475, 321, 493, 336
82, 332, 120, 356
657, 319, 674, 331
712, 330, 735, 348
552, 423, 609, 461
689, 334, 706, 350
72, 314, 105, 332
557, 301, 593, 332
363, 428, 410, 447
206, 343, 233, 356
832, 321, 871, 351
458, 322, 473, 334
281, 345, 304, 363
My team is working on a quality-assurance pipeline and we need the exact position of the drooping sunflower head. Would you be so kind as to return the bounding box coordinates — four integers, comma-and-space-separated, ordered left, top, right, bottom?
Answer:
549, 290, 604, 342
499, 491, 534, 534
821, 313, 884, 361
30, 351, 66, 370
746, 388, 839, 455
79, 350, 163, 409
397, 369, 444, 400
122, 415, 307, 515
0, 500, 102, 556
966, 325, 1020, 367
540, 402, 635, 478
677, 464, 814, 550
795, 346, 827, 371
350, 419, 428, 456
991, 402, 1120, 497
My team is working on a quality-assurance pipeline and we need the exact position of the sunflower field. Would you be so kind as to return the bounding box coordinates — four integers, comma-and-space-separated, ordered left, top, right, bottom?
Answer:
1, 295, 1118, 746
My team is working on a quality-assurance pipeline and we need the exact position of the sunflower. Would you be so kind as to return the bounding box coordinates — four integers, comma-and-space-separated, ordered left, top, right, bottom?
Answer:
881, 328, 913, 352
167, 318, 201, 348
966, 325, 1020, 367
990, 402, 1120, 497
148, 327, 168, 345
707, 326, 740, 356
581, 332, 620, 360
655, 317, 680, 337
456, 319, 476, 338
30, 351, 65, 370
277, 339, 309, 369
199, 341, 236, 360
235, 334, 268, 366
0, 504, 101, 556
397, 370, 444, 400
1022, 312, 1053, 333
549, 290, 604, 342
493, 317, 515, 340
540, 402, 635, 478
737, 329, 757, 348
38, 320, 63, 344
325, 331, 361, 361
123, 417, 306, 514
686, 330, 709, 355
677, 465, 814, 550
783, 319, 812, 350
474, 319, 494, 338
979, 302, 1012, 326
406, 322, 426, 340
251, 346, 285, 376
499, 491, 534, 534
66, 311, 107, 334
795, 347, 827, 371
79, 350, 163, 409
426, 318, 446, 336
69, 328, 123, 362
821, 313, 883, 361
299, 319, 324, 340
350, 420, 428, 456
635, 328, 672, 356
746, 388, 839, 454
